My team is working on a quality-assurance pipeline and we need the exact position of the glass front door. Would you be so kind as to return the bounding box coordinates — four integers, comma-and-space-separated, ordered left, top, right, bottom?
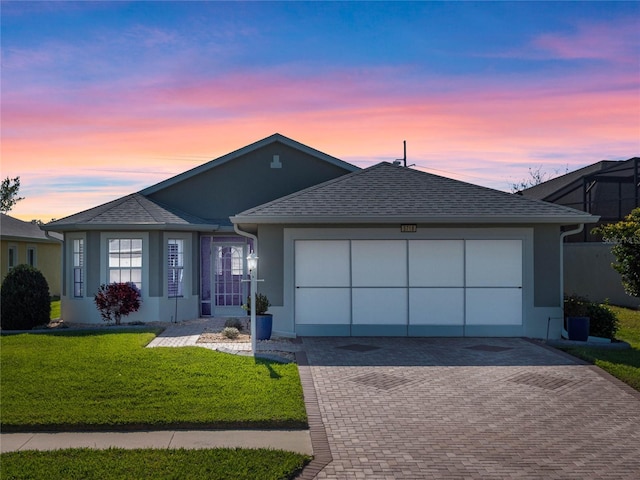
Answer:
214, 241, 250, 316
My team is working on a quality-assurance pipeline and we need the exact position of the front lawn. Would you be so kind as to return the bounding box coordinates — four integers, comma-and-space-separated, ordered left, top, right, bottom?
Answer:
0, 448, 310, 480
563, 305, 640, 391
0, 330, 307, 430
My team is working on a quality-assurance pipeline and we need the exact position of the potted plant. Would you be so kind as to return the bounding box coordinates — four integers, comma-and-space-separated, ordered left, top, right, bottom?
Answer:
243, 293, 272, 340
563, 294, 590, 341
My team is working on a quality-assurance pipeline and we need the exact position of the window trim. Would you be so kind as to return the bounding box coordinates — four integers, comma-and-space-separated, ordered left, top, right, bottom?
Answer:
27, 245, 37, 267
165, 233, 190, 299
70, 236, 85, 298
7, 244, 18, 270
100, 232, 148, 298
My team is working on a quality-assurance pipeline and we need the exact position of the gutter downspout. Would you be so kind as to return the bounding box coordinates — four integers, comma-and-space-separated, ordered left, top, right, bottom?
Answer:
559, 224, 584, 337
233, 223, 258, 259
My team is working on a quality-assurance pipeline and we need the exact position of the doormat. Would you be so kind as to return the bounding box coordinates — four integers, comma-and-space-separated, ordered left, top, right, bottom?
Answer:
465, 344, 513, 352
335, 344, 381, 352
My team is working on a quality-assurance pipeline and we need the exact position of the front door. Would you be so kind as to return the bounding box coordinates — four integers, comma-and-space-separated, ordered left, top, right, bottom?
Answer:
213, 243, 247, 316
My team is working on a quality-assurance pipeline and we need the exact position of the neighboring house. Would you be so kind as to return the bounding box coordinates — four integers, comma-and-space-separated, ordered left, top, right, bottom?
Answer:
43, 133, 598, 338
520, 157, 639, 242
521, 158, 640, 307
1, 213, 62, 297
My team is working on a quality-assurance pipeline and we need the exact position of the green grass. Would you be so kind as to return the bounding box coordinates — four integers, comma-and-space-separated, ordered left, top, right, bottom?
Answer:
0, 331, 307, 430
563, 305, 640, 391
0, 448, 310, 480
49, 300, 60, 320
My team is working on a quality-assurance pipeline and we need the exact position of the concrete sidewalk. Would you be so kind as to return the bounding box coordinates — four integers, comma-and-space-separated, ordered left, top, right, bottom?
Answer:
1, 429, 312, 454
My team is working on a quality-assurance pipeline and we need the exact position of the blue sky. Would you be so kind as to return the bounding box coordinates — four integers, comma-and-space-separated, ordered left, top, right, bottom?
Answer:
2, 1, 639, 221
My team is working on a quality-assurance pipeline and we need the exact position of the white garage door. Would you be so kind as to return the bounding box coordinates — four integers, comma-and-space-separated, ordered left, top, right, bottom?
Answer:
295, 239, 522, 336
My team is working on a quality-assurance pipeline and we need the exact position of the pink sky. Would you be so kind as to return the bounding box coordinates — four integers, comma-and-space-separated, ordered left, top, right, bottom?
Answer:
2, 2, 638, 222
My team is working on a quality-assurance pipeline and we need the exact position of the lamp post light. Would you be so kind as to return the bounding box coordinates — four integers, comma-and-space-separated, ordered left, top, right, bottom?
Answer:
247, 252, 258, 354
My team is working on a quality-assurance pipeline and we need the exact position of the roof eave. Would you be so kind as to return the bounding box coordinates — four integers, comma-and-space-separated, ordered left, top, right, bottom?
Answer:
41, 223, 220, 233
230, 214, 601, 225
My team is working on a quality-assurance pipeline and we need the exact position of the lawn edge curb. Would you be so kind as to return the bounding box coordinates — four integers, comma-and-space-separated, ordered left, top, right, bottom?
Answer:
295, 349, 332, 480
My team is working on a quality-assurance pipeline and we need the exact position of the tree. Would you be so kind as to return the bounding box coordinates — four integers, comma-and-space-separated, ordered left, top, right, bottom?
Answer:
510, 165, 569, 193
1, 176, 24, 213
94, 282, 142, 325
592, 208, 640, 297
1, 264, 51, 330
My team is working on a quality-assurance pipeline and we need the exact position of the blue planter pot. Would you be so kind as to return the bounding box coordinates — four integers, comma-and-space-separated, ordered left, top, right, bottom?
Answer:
256, 314, 273, 340
567, 316, 590, 341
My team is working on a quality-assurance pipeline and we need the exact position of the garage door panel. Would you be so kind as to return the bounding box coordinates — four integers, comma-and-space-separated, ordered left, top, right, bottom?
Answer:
295, 240, 350, 287
465, 288, 522, 325
352, 288, 407, 325
295, 288, 350, 325
409, 240, 464, 287
466, 240, 522, 287
409, 288, 464, 325
352, 240, 406, 287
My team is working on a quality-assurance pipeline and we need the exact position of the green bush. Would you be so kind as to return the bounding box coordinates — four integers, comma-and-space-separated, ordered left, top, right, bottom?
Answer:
243, 293, 271, 315
222, 327, 240, 339
586, 302, 619, 340
1, 264, 51, 330
224, 317, 243, 331
564, 294, 620, 340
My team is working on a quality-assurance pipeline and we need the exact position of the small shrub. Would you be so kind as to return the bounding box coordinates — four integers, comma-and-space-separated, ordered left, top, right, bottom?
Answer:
586, 302, 619, 340
224, 318, 243, 331
222, 327, 239, 339
243, 293, 271, 315
94, 282, 142, 325
564, 294, 620, 339
1, 264, 51, 330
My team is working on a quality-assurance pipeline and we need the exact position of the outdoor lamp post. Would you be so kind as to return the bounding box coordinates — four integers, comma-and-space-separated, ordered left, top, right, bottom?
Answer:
247, 252, 258, 353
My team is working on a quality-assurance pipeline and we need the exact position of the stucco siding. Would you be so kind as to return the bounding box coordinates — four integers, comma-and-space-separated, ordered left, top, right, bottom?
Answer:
1, 239, 61, 297
564, 242, 637, 307
147, 142, 353, 222
257, 224, 284, 306
533, 225, 561, 307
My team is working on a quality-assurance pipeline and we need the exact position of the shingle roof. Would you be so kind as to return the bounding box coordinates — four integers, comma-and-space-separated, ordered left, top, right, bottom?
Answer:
42, 193, 217, 232
1, 214, 62, 241
231, 162, 599, 225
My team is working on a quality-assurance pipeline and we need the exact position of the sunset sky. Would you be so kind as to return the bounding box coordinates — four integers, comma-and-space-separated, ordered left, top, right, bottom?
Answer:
2, 1, 639, 222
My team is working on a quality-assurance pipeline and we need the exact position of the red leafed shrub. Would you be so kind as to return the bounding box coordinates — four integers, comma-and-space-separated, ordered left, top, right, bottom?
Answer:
94, 282, 142, 325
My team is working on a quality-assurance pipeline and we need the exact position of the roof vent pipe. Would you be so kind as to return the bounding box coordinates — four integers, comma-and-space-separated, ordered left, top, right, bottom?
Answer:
395, 140, 407, 167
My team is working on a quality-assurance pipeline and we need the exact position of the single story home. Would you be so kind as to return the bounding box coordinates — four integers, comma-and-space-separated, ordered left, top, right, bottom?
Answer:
43, 134, 598, 338
1, 213, 62, 296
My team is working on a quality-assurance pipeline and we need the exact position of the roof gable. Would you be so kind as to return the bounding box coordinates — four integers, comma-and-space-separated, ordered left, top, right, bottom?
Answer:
141, 133, 358, 196
232, 162, 599, 225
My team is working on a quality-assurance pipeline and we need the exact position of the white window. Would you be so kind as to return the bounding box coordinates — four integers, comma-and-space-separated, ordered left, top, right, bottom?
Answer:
27, 246, 36, 267
167, 239, 184, 297
8, 245, 17, 269
108, 238, 142, 290
73, 239, 84, 297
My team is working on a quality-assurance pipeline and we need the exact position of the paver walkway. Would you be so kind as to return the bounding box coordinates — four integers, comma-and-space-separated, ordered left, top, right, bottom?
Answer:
299, 337, 640, 479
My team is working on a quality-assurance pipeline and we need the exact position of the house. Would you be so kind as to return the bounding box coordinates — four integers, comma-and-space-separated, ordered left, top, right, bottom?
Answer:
1, 213, 62, 297
520, 157, 639, 242
43, 134, 598, 338
521, 158, 639, 307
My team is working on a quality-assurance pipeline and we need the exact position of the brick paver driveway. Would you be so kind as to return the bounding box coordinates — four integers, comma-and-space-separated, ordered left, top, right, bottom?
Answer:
298, 337, 640, 479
